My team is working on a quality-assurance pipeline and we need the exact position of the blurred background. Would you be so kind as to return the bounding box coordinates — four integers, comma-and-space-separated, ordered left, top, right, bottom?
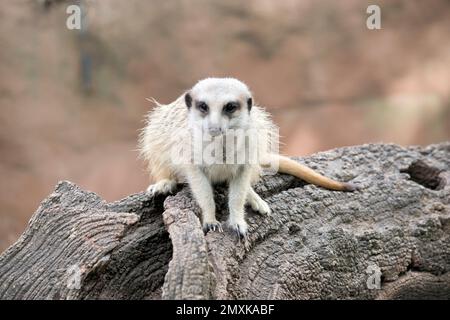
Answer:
0, 0, 449, 251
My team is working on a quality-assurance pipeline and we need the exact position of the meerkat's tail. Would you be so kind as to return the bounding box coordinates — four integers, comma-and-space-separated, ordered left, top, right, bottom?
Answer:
275, 155, 356, 192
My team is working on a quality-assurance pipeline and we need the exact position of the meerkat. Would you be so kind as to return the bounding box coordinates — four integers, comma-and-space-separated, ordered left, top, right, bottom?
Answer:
139, 78, 356, 241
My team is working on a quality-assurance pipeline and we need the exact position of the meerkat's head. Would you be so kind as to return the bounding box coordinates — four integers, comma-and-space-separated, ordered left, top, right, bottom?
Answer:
184, 78, 253, 136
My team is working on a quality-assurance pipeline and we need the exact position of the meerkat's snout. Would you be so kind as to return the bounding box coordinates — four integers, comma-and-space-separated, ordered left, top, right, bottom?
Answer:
207, 126, 223, 136
202, 108, 226, 136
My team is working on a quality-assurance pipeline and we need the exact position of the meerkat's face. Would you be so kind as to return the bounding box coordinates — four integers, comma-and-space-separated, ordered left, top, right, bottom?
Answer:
184, 78, 253, 136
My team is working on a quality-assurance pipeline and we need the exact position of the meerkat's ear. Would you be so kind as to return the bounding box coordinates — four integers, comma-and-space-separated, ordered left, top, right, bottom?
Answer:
247, 97, 252, 111
185, 92, 192, 108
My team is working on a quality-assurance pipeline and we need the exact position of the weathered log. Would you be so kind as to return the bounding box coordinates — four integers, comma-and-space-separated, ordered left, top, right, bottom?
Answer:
0, 143, 449, 299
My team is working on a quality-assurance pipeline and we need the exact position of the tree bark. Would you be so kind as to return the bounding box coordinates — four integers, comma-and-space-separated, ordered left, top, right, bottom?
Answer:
0, 143, 449, 299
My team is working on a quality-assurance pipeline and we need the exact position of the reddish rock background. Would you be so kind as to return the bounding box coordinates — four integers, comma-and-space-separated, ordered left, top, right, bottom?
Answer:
0, 0, 449, 251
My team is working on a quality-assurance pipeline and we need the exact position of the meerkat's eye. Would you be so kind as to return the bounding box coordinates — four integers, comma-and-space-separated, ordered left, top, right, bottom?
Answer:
223, 102, 239, 114
196, 102, 209, 113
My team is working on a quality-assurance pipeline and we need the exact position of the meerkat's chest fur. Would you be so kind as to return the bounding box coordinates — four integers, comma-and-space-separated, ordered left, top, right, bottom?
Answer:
192, 130, 249, 183
200, 163, 244, 184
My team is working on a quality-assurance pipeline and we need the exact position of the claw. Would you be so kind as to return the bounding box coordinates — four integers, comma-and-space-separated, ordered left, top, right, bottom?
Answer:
228, 222, 249, 250
203, 221, 223, 234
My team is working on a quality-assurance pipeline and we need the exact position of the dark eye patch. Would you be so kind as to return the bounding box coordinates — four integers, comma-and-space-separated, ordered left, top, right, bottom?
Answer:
223, 102, 240, 114
196, 101, 209, 113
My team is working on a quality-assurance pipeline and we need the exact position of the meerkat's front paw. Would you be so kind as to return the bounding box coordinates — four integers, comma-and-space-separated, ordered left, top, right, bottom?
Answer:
202, 219, 223, 234
146, 179, 177, 196
248, 197, 271, 216
227, 217, 248, 241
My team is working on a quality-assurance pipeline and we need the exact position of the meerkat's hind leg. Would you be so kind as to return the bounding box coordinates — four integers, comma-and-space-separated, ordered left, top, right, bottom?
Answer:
247, 187, 271, 216
146, 179, 177, 196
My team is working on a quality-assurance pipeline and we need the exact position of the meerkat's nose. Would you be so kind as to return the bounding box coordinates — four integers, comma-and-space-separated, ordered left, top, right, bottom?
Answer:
208, 127, 223, 136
